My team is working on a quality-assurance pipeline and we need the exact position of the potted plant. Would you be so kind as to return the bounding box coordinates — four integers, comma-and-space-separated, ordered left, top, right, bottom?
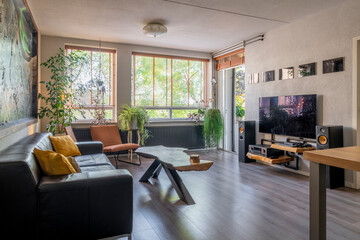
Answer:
235, 94, 245, 121
188, 98, 213, 123
38, 48, 87, 135
118, 104, 150, 145
203, 109, 224, 148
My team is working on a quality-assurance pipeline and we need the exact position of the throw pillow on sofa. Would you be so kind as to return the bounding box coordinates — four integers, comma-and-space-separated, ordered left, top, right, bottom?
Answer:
67, 156, 82, 173
49, 135, 81, 157
33, 148, 80, 176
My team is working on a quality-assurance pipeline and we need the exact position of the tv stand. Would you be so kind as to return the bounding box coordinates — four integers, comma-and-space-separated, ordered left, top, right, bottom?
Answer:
252, 137, 315, 170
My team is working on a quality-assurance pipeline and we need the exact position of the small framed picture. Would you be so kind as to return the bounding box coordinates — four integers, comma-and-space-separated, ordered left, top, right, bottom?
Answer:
263, 70, 275, 82
279, 67, 294, 80
323, 57, 344, 74
252, 73, 260, 84
299, 62, 316, 77
247, 74, 253, 84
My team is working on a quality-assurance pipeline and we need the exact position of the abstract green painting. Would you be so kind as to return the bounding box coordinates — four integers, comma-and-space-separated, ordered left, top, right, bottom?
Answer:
0, 0, 37, 128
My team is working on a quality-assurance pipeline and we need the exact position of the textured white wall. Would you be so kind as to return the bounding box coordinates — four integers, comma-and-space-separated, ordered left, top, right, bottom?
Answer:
245, 0, 360, 187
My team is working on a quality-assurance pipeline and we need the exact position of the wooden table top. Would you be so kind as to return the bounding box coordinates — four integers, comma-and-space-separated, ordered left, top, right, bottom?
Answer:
136, 146, 213, 171
303, 146, 360, 171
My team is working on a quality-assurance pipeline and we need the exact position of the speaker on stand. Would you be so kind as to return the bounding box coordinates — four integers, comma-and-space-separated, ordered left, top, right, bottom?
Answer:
239, 121, 256, 163
316, 125, 344, 189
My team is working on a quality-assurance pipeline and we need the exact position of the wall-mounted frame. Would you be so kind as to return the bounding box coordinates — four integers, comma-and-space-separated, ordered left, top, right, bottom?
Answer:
247, 74, 253, 84
0, 0, 38, 138
279, 67, 294, 80
323, 57, 344, 74
252, 73, 260, 84
298, 62, 316, 77
263, 70, 275, 82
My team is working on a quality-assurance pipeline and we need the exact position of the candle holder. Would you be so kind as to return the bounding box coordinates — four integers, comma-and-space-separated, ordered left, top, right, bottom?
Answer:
190, 154, 200, 164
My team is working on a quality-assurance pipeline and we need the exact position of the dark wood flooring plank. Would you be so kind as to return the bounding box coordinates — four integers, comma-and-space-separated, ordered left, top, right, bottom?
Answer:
110, 150, 360, 240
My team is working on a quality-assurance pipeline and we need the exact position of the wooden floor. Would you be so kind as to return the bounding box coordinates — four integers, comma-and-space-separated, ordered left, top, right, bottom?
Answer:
109, 150, 360, 240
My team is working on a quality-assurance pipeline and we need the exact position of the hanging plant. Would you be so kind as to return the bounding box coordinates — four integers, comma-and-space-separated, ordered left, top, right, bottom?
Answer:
203, 109, 224, 148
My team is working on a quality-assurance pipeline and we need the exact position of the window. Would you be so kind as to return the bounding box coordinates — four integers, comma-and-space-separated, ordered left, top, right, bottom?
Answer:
131, 53, 208, 119
65, 46, 116, 121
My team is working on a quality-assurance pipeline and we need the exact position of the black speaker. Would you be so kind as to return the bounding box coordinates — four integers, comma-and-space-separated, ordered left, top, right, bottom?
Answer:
316, 125, 344, 189
239, 121, 256, 163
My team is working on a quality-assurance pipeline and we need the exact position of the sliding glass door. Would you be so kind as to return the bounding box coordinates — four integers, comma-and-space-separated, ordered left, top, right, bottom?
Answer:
218, 65, 245, 152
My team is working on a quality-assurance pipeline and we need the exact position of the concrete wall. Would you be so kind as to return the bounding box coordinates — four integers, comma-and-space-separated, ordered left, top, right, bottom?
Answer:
245, 0, 360, 187
40, 35, 212, 132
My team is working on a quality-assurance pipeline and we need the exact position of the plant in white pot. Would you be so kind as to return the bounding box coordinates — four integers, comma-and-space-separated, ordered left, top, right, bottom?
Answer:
118, 104, 150, 145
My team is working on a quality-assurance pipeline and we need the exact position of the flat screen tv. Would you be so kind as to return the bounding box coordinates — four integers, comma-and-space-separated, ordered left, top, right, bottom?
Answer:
259, 94, 317, 139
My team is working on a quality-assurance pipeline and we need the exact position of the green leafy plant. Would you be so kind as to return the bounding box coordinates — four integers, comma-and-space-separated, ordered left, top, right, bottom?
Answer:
38, 48, 87, 135
236, 105, 245, 118
235, 94, 245, 119
203, 109, 224, 148
188, 98, 213, 123
118, 104, 150, 145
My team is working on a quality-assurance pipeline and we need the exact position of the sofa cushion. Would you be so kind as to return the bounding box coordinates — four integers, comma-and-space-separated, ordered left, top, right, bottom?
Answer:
80, 164, 115, 172
74, 153, 112, 167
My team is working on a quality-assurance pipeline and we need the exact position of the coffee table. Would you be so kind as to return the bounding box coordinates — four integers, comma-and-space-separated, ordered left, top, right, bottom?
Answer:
135, 146, 213, 205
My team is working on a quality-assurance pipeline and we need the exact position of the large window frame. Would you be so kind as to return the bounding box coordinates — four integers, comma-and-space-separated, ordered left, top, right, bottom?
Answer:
131, 52, 209, 120
65, 45, 117, 122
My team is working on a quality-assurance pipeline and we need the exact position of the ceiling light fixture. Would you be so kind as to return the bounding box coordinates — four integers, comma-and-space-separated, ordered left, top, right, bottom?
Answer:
143, 23, 167, 37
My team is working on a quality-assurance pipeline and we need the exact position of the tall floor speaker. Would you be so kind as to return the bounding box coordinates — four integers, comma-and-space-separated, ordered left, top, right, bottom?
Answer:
316, 125, 344, 189
239, 121, 256, 163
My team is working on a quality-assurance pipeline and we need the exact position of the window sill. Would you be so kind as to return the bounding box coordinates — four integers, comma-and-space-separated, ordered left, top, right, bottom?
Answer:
147, 119, 203, 127
70, 120, 202, 128
70, 121, 118, 128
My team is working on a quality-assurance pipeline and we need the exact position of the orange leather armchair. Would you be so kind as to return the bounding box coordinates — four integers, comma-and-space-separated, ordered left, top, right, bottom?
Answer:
90, 125, 141, 167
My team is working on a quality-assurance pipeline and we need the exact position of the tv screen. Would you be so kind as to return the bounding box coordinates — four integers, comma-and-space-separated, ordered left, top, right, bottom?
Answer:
259, 94, 317, 139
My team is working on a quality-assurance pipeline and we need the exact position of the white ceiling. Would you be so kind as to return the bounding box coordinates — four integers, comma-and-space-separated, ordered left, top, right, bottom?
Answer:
27, 0, 346, 53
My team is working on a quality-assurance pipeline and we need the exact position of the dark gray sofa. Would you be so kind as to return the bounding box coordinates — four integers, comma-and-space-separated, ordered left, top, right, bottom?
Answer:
0, 132, 133, 240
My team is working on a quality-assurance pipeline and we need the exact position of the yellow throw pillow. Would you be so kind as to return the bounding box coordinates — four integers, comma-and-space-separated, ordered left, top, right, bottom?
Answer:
67, 156, 82, 173
33, 148, 77, 176
49, 135, 81, 157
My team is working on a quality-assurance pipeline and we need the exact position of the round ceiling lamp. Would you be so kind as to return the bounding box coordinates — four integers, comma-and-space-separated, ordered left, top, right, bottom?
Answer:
143, 23, 167, 37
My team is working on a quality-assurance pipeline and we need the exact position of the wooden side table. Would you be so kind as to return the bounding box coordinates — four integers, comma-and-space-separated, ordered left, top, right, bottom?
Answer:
304, 146, 360, 240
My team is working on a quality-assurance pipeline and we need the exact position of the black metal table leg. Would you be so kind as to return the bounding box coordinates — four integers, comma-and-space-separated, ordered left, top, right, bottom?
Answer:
139, 159, 161, 182
152, 165, 162, 178
310, 162, 326, 240
162, 165, 195, 205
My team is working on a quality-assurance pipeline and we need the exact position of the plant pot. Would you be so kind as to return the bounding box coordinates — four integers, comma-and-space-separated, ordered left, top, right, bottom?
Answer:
128, 119, 138, 130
